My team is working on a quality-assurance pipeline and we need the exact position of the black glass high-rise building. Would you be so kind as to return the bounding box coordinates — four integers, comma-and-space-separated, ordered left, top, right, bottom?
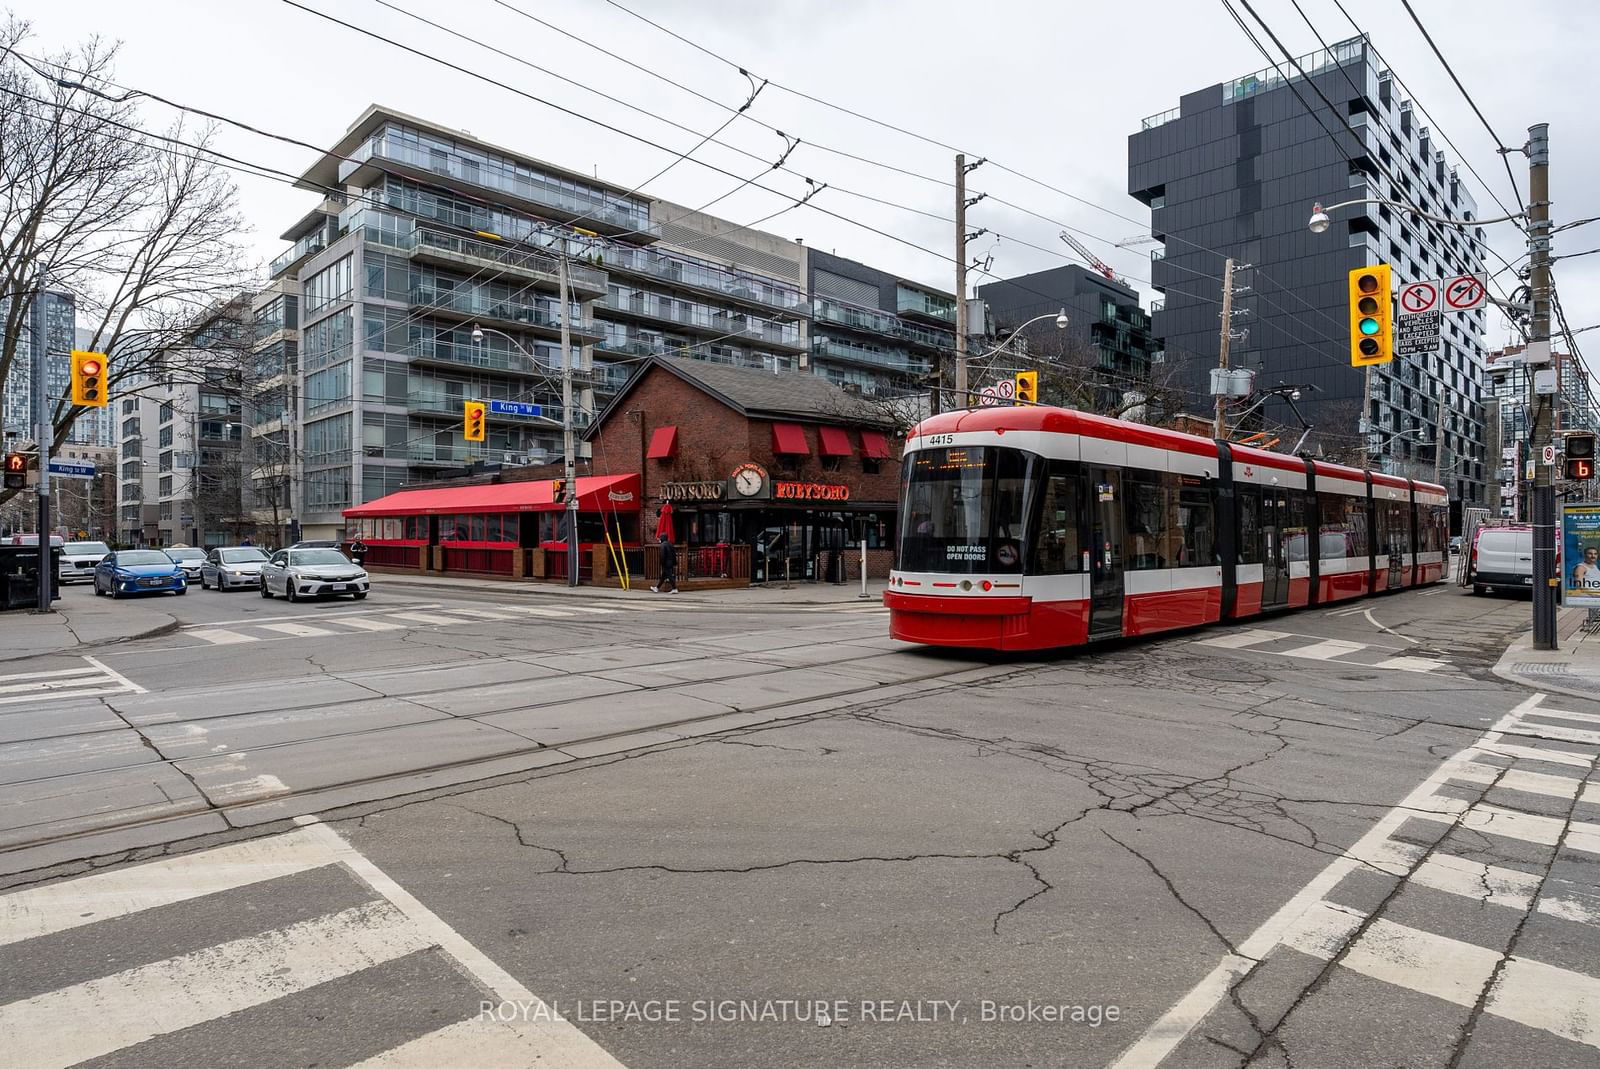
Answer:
1128, 35, 1488, 507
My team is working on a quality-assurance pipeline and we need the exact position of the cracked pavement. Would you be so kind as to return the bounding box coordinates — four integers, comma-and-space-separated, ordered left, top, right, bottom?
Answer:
2, 578, 1598, 1067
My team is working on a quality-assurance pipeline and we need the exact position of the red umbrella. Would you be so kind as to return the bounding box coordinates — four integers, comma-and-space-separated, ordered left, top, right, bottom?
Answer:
656, 501, 675, 542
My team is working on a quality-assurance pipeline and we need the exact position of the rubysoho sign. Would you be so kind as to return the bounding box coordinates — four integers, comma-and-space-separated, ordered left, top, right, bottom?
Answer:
774, 481, 850, 502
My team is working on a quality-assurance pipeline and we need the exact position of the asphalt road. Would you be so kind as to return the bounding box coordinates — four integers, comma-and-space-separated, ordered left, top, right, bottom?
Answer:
1, 575, 1597, 1068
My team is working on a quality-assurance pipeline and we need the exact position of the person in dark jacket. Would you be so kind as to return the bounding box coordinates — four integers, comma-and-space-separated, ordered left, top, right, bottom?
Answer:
652, 532, 677, 594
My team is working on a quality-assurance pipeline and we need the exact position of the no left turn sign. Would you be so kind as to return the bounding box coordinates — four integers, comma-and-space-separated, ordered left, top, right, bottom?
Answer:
1398, 280, 1438, 316
1445, 273, 1487, 311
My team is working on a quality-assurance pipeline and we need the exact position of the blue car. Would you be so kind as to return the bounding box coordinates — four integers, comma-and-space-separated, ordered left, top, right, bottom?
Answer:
94, 550, 188, 598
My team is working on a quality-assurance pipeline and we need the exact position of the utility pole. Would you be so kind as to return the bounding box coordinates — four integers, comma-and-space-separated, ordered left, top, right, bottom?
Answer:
954, 153, 968, 407
1528, 123, 1556, 649
1213, 258, 1236, 439
560, 253, 579, 588
30, 271, 52, 612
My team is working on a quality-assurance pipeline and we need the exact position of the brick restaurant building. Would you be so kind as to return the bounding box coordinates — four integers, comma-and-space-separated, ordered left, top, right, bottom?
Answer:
586, 356, 902, 583
344, 356, 905, 584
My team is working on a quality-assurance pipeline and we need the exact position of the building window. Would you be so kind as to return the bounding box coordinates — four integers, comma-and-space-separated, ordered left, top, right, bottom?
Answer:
304, 255, 353, 313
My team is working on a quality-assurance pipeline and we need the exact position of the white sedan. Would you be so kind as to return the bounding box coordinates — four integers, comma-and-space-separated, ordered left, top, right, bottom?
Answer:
259, 547, 370, 601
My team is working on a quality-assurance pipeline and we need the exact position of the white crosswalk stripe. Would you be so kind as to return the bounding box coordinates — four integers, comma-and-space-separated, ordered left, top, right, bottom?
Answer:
0, 656, 144, 705
1113, 692, 1600, 1066
1195, 627, 1448, 672
0, 819, 624, 1068
179, 601, 674, 645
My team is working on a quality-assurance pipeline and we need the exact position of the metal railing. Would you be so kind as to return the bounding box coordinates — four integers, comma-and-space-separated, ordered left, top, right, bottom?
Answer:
1140, 106, 1181, 130
269, 231, 328, 278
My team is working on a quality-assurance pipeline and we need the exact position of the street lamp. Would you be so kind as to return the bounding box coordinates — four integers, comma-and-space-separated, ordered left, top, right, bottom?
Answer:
968, 309, 1069, 379
1309, 199, 1526, 234
470, 275, 581, 588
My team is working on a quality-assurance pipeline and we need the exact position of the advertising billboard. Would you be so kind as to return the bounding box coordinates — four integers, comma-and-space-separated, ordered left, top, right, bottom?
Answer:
1560, 503, 1600, 605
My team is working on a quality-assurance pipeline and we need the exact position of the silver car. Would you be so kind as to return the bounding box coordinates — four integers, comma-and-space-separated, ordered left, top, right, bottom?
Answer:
59, 540, 112, 584
165, 547, 207, 583
259, 547, 370, 601
200, 546, 270, 590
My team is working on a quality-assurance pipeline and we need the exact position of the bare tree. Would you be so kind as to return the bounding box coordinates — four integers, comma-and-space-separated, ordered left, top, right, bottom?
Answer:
970, 330, 1199, 423
0, 18, 252, 509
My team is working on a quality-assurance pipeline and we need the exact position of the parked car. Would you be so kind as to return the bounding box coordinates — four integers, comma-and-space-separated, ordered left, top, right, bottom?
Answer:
1449, 535, 1463, 555
94, 549, 187, 598
200, 546, 271, 590
165, 546, 207, 583
288, 540, 341, 549
58, 540, 112, 584
259, 547, 369, 601
8, 533, 64, 546
1467, 525, 1533, 595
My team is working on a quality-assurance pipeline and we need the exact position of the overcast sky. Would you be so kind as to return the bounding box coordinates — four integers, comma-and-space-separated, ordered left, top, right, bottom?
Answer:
11, 0, 1597, 357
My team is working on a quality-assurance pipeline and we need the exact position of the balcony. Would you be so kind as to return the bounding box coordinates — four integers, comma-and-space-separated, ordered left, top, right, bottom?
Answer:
812, 337, 929, 376
269, 231, 328, 279
598, 245, 804, 312
340, 137, 651, 236
812, 298, 954, 351
1141, 106, 1181, 130
408, 285, 599, 338
403, 443, 491, 466
371, 224, 607, 298
895, 288, 956, 325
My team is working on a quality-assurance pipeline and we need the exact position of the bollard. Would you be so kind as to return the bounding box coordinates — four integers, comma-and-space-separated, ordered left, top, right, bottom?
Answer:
858, 539, 869, 599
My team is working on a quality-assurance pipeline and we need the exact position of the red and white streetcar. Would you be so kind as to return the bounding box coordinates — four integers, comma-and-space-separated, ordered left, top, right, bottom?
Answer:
887, 405, 1448, 651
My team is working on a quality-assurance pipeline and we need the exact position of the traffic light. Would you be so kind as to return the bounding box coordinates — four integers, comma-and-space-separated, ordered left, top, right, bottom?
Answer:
463, 401, 486, 442
1014, 371, 1038, 404
70, 350, 108, 407
1566, 431, 1595, 481
1347, 265, 1393, 367
3, 452, 25, 491
551, 479, 566, 502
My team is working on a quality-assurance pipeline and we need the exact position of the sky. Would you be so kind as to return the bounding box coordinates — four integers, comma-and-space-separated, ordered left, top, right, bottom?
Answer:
9, 0, 1598, 361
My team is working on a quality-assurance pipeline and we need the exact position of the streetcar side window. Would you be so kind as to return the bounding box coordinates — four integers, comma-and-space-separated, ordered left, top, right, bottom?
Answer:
1030, 460, 1082, 574
1237, 487, 1263, 564
992, 449, 1030, 574
1175, 480, 1216, 566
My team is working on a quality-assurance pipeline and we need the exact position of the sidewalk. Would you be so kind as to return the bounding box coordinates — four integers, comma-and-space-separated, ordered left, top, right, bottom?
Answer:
0, 594, 180, 662
1492, 604, 1600, 699
373, 571, 890, 607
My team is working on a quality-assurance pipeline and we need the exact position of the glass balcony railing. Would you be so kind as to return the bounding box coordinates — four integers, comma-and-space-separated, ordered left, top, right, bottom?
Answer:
409, 286, 593, 334
344, 137, 647, 231
812, 337, 929, 375
812, 298, 954, 350
895, 289, 957, 323
269, 231, 328, 278
598, 245, 804, 311
365, 222, 607, 293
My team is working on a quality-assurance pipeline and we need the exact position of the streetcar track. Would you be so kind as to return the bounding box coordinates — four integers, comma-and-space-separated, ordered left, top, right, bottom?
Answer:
0, 653, 1014, 862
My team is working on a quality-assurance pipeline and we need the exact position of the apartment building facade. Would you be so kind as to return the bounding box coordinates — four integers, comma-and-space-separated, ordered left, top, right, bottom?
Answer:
1129, 35, 1490, 509
264, 106, 956, 539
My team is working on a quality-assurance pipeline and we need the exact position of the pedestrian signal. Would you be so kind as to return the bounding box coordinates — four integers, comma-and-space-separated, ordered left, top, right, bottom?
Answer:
70, 350, 108, 407
1014, 371, 1038, 404
1348, 265, 1393, 367
463, 401, 486, 442
3, 452, 25, 491
551, 479, 566, 502
1567, 458, 1594, 481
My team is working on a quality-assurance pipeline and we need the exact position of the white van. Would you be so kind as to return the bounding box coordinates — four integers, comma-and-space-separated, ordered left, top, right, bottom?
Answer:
1468, 525, 1533, 595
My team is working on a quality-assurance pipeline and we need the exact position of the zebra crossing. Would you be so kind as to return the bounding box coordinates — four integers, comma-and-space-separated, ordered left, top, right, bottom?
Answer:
1195, 626, 1449, 672
0, 816, 624, 1068
1114, 691, 1600, 1066
0, 656, 145, 706
182, 600, 669, 646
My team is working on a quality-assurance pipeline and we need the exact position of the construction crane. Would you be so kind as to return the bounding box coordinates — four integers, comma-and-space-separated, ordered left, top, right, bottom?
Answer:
1059, 230, 1122, 283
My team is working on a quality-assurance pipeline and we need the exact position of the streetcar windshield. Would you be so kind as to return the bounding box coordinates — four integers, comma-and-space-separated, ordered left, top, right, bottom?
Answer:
898, 446, 1034, 573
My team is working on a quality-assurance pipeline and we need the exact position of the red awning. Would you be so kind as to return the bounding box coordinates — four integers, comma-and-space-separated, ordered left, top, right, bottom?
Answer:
818, 426, 853, 457
859, 430, 891, 459
646, 425, 678, 459
772, 422, 810, 455
343, 473, 640, 517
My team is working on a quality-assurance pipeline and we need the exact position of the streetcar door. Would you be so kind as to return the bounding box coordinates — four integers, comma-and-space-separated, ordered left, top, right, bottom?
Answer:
1087, 468, 1124, 639
1260, 490, 1290, 610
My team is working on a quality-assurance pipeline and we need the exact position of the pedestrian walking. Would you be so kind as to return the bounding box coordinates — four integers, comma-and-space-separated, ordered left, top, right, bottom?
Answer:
651, 531, 678, 594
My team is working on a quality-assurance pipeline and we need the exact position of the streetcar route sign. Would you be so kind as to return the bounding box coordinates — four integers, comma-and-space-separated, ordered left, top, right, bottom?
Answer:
1398, 279, 1439, 316
1444, 273, 1487, 311
1396, 310, 1442, 358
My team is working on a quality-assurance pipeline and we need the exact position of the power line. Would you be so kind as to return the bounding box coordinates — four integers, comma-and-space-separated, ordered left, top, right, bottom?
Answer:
1395, 0, 1528, 217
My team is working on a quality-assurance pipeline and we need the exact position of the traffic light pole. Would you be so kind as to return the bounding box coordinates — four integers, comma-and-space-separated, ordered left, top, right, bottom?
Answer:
1528, 124, 1556, 649
560, 254, 578, 588
30, 270, 52, 613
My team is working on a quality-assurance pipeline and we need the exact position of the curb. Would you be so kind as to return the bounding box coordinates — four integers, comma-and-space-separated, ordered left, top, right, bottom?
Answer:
0, 614, 181, 664
1489, 627, 1600, 702
373, 576, 888, 608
